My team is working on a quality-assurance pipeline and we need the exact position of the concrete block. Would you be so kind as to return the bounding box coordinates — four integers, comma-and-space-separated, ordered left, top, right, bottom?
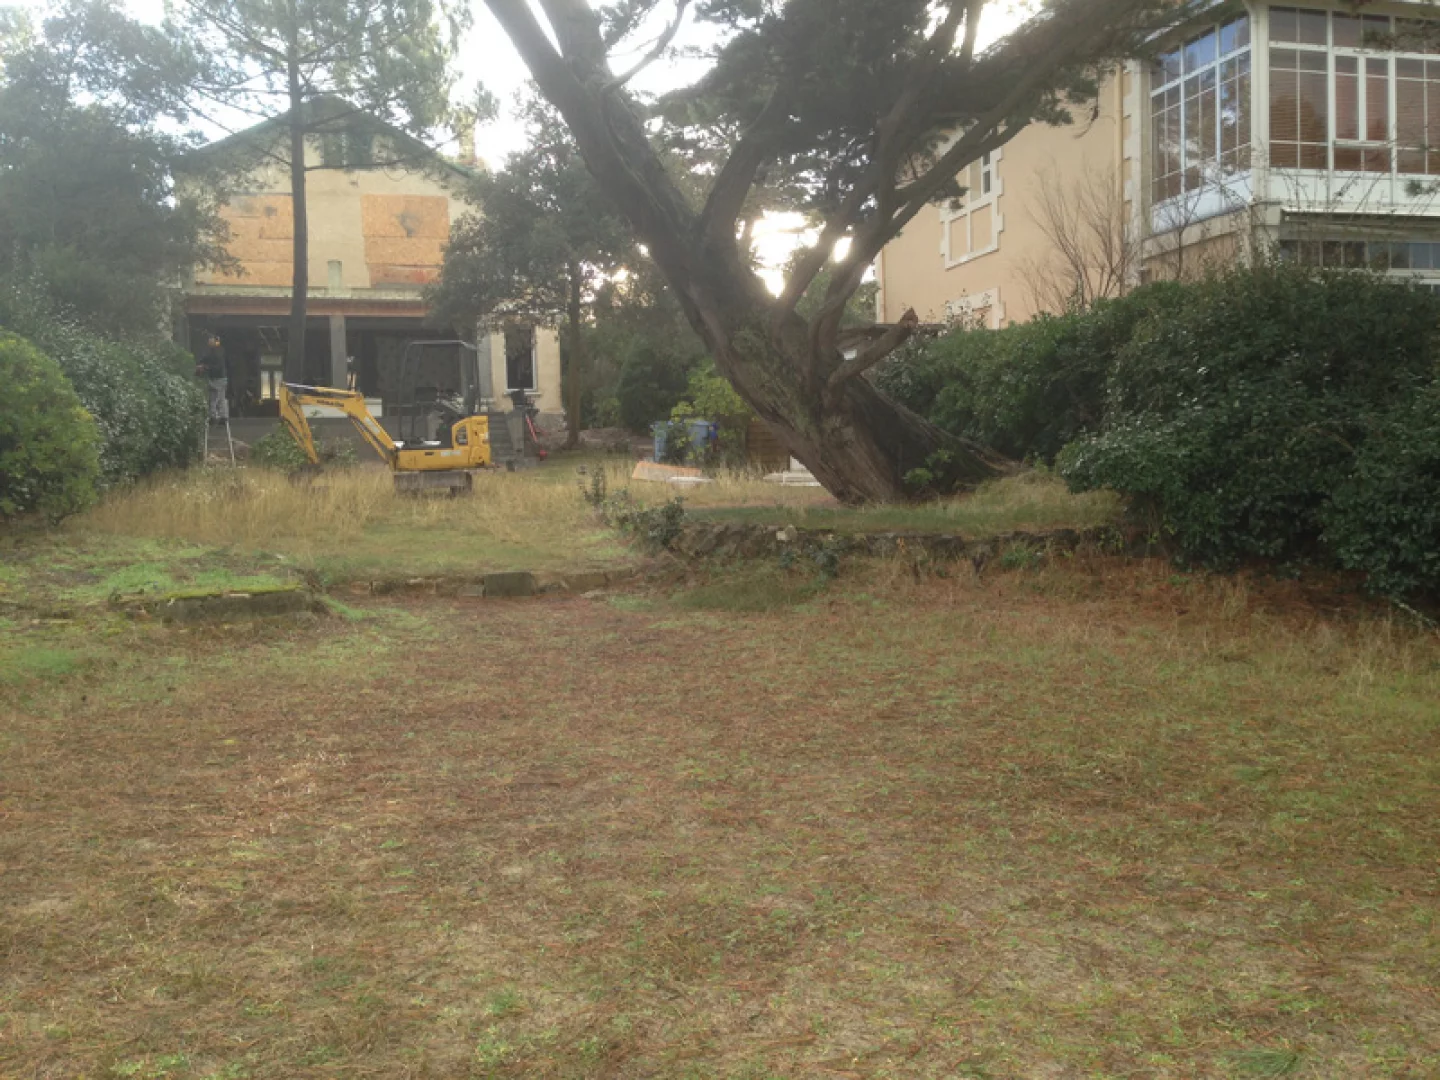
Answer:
484, 571, 537, 598
561, 571, 610, 593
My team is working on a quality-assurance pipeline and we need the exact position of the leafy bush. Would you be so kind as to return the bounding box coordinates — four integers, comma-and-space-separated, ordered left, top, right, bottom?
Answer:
0, 283, 203, 486
656, 418, 695, 465
0, 331, 101, 520
672, 358, 753, 469
875, 283, 1186, 462
1059, 264, 1440, 593
601, 490, 686, 551
250, 430, 359, 471
1323, 388, 1440, 600
614, 342, 700, 432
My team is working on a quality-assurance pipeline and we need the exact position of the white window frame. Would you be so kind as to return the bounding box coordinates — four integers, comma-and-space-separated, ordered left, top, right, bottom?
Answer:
1264, 5, 1440, 200
940, 148, 1004, 268
1149, 14, 1254, 231
945, 287, 1005, 329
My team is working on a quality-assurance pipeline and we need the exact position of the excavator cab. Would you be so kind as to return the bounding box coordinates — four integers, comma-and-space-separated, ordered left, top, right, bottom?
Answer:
394, 341, 488, 449
278, 338, 492, 495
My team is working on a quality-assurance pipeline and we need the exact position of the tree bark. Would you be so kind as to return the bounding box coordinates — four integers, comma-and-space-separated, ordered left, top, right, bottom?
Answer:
565, 260, 583, 450
483, 0, 1018, 502
285, 55, 309, 384
692, 283, 1008, 503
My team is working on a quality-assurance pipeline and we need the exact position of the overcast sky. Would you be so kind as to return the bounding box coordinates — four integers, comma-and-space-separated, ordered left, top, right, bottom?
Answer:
88, 0, 1036, 165
20, 0, 1035, 280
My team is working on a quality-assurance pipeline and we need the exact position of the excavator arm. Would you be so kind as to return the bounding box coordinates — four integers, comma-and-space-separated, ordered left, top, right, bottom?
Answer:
279, 384, 398, 469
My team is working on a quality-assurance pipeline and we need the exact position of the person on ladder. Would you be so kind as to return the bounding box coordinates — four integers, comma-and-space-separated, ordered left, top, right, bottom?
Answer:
196, 334, 229, 424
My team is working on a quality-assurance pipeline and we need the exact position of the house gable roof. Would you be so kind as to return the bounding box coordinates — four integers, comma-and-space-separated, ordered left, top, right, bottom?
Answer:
181, 95, 476, 184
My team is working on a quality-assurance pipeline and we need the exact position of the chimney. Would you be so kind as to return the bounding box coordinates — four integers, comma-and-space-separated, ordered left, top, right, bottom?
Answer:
458, 122, 477, 168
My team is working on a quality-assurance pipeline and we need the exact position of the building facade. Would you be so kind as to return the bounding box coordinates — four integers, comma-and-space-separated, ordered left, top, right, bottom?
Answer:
180, 101, 563, 425
877, 1, 1440, 327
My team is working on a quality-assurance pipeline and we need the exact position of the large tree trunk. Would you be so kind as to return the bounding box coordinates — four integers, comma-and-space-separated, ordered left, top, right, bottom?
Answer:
698, 292, 1008, 503
565, 261, 583, 450
284, 60, 309, 385
482, 0, 1009, 503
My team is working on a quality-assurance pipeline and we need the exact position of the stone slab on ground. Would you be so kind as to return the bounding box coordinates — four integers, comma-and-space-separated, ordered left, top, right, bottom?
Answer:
116, 586, 321, 623
632, 461, 703, 483
483, 571, 537, 598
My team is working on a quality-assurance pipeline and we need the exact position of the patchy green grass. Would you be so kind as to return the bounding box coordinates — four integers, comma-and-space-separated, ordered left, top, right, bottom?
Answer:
75, 458, 634, 581
1, 556, 1436, 1078
0, 533, 295, 616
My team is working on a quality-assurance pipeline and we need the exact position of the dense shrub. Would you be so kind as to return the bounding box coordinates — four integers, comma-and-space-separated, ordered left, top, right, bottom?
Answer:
1323, 388, 1440, 600
614, 342, 697, 432
250, 430, 359, 471
0, 332, 101, 520
0, 283, 203, 486
1059, 264, 1440, 594
875, 283, 1185, 462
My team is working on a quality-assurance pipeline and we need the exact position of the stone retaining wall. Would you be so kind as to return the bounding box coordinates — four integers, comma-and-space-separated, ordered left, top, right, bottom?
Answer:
670, 521, 1157, 565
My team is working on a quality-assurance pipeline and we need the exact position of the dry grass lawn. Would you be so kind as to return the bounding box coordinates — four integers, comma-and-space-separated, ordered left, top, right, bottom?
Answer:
2, 556, 1437, 1079
66, 461, 1118, 591
76, 461, 634, 580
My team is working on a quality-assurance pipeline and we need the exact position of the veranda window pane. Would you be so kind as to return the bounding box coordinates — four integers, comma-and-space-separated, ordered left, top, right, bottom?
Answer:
1186, 30, 1217, 72
1271, 7, 1296, 42
1299, 71, 1328, 142
1336, 57, 1360, 140
1296, 8, 1328, 46
1367, 58, 1390, 141
1397, 78, 1425, 145
1237, 57, 1252, 149
1334, 145, 1363, 170
1398, 148, 1428, 173
1334, 14, 1362, 48
1270, 54, 1300, 141
1154, 49, 1181, 85
1221, 16, 1250, 55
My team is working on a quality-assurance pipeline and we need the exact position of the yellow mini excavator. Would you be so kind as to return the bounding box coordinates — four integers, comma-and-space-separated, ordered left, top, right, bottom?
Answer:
279, 383, 491, 495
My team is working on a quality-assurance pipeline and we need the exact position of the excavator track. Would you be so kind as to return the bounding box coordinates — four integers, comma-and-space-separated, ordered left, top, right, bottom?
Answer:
393, 470, 475, 496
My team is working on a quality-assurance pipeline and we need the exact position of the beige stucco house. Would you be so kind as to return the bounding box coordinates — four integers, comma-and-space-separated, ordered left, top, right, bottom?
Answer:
877, 0, 1440, 328
180, 98, 562, 426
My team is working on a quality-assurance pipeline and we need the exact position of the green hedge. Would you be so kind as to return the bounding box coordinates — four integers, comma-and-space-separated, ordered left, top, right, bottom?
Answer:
1058, 264, 1440, 596
0, 331, 101, 521
1322, 387, 1440, 600
875, 283, 1186, 462
0, 283, 203, 486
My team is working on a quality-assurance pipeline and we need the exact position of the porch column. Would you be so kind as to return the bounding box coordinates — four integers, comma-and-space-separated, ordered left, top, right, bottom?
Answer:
328, 313, 347, 389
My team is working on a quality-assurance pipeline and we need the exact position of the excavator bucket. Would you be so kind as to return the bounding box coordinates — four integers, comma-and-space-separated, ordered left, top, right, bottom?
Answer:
393, 470, 474, 497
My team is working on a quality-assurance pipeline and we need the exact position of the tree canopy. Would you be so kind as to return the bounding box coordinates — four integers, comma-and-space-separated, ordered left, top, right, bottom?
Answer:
0, 0, 230, 335
481, 0, 1193, 501
168, 0, 468, 378
430, 96, 632, 443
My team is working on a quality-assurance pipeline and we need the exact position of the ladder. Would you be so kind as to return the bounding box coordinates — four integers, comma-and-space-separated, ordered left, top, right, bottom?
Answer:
201, 416, 236, 466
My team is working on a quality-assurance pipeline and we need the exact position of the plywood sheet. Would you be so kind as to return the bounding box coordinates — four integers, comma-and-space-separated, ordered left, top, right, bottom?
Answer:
360, 195, 450, 239
368, 264, 441, 287
363, 236, 446, 265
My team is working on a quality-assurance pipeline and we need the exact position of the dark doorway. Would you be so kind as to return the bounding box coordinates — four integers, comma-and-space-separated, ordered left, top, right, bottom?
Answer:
505, 325, 536, 392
